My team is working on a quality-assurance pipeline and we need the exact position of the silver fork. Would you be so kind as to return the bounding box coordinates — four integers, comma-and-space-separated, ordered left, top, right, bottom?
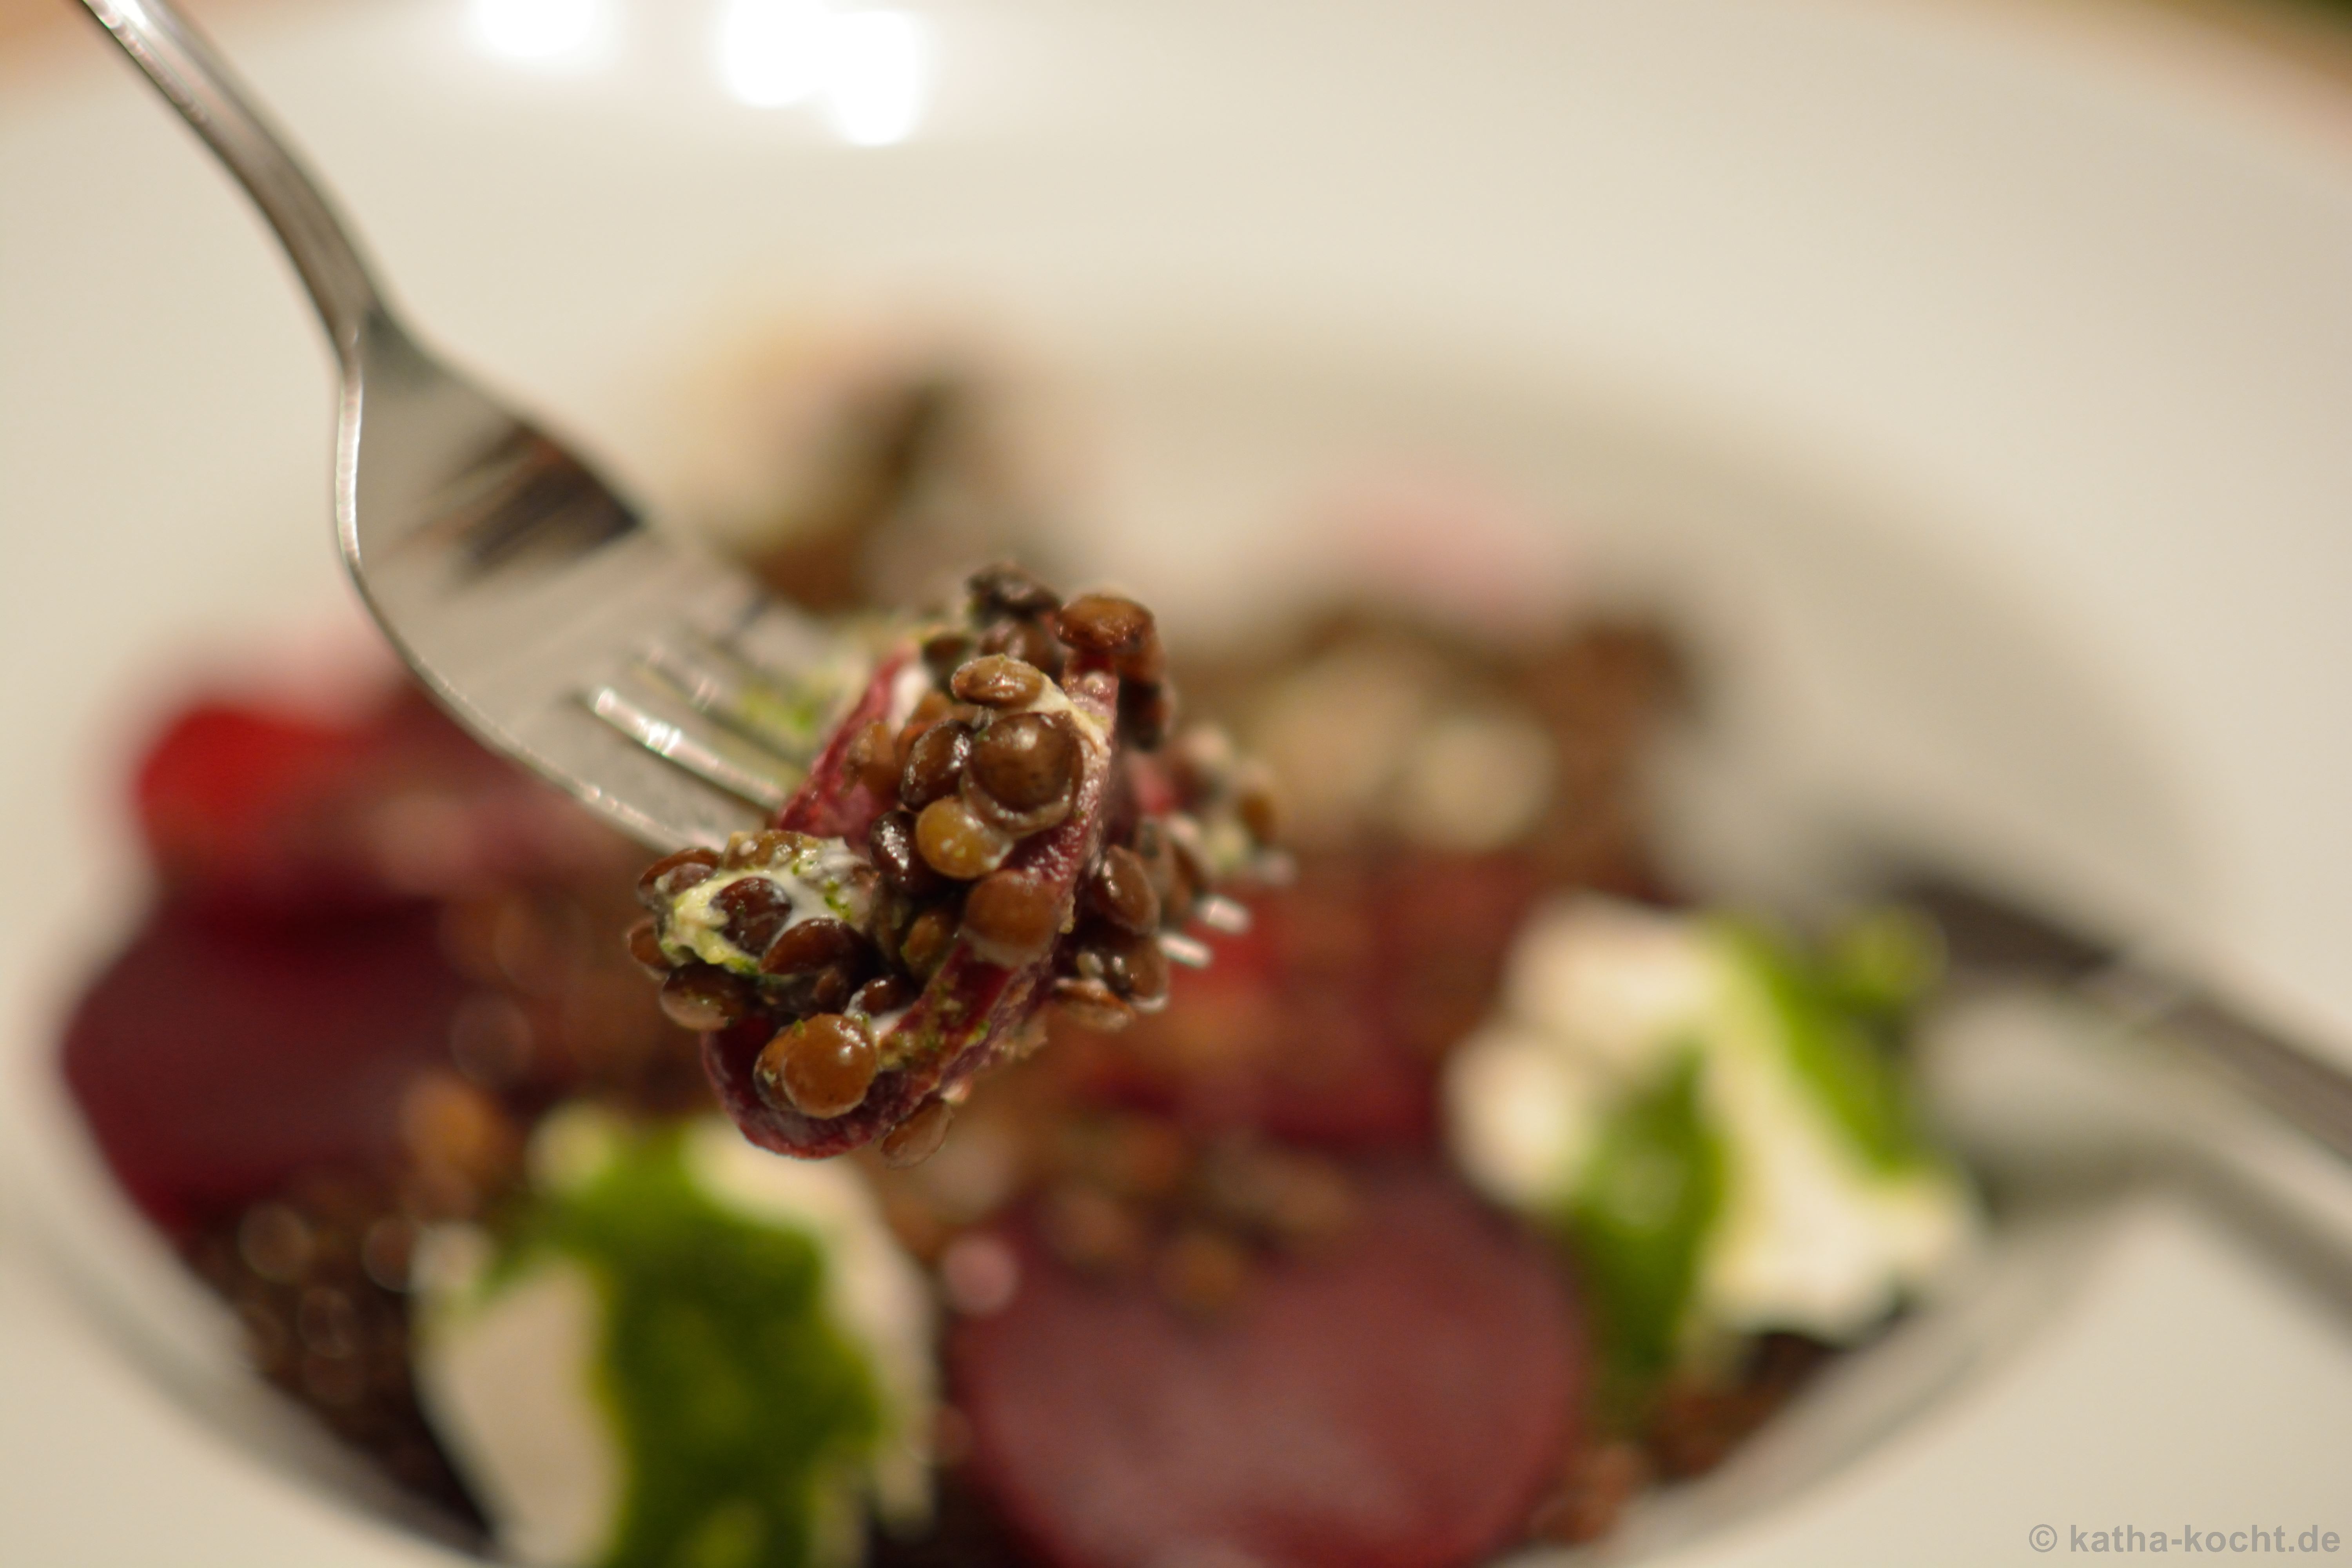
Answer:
78, 0, 835, 851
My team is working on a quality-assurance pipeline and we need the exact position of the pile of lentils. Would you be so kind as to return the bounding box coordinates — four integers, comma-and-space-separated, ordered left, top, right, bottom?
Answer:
625, 564, 1280, 1163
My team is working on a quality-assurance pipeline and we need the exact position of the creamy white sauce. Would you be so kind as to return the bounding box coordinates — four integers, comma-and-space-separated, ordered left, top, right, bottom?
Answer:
1443, 895, 1978, 1347
414, 1249, 618, 1567
663, 839, 874, 972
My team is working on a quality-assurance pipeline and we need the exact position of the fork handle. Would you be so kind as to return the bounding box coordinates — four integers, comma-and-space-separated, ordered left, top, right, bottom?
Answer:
76, 0, 386, 366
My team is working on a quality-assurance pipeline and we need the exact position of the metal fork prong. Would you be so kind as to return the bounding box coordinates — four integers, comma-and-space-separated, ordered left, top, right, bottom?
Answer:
584, 682, 800, 813
639, 633, 860, 766
641, 637, 739, 714
78, 0, 854, 855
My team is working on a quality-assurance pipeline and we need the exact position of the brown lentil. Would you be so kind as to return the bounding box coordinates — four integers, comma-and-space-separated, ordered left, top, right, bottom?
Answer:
1118, 679, 1178, 750
950, 655, 1049, 709
976, 616, 1064, 678
920, 629, 975, 686
846, 719, 901, 799
759, 916, 868, 976
880, 1096, 955, 1167
720, 829, 774, 869
899, 719, 975, 811
1090, 926, 1171, 1005
1054, 592, 1154, 657
960, 770, 1072, 840
1085, 846, 1160, 935
1114, 631, 1166, 684
624, 918, 672, 973
868, 808, 947, 898
961, 870, 1063, 967
1050, 975, 1136, 1033
851, 973, 918, 1017
659, 964, 753, 1031
807, 964, 854, 1014
753, 1013, 879, 1118
916, 796, 1014, 880
637, 845, 719, 907
900, 904, 961, 980
712, 876, 793, 956
969, 561, 1061, 617
967, 711, 1079, 814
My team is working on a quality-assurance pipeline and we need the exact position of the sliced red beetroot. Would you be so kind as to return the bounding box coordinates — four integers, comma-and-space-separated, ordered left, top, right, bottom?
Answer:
708, 664, 1123, 1158
952, 1162, 1580, 1568
60, 898, 466, 1236
1053, 850, 1541, 1149
776, 650, 912, 843
134, 690, 582, 911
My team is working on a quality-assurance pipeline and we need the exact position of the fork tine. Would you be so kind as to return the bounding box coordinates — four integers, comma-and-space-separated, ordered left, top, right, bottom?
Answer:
638, 632, 861, 764
583, 679, 802, 813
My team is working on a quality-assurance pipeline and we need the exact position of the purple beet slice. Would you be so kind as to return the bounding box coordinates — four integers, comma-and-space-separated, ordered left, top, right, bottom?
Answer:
776, 648, 913, 843
951, 1163, 1582, 1568
61, 899, 466, 1235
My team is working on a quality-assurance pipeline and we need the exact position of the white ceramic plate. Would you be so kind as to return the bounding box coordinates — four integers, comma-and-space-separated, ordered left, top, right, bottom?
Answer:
5, 1, 2352, 1563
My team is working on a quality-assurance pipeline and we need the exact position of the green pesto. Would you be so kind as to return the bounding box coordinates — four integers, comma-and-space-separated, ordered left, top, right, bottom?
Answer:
508, 1130, 884, 1568
1717, 920, 1935, 1176
1559, 1050, 1724, 1397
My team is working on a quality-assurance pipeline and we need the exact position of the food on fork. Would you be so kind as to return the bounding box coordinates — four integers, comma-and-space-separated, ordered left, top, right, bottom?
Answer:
631, 564, 1279, 1166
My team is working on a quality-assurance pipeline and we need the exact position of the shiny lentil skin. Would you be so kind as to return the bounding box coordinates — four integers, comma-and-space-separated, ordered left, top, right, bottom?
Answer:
1114, 630, 1167, 685
950, 655, 1049, 709
869, 808, 948, 899
921, 630, 975, 686
846, 719, 901, 799
753, 1013, 878, 1118
1051, 975, 1136, 1032
1092, 926, 1171, 1005
962, 870, 1064, 967
624, 918, 672, 972
758, 916, 868, 977
659, 964, 751, 1031
1130, 819, 1195, 925
1086, 846, 1160, 935
900, 904, 961, 979
977, 617, 1064, 678
916, 797, 1013, 880
711, 876, 793, 956
1054, 593, 1154, 656
967, 712, 1078, 814
637, 846, 719, 909
852, 973, 918, 1017
900, 720, 975, 811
